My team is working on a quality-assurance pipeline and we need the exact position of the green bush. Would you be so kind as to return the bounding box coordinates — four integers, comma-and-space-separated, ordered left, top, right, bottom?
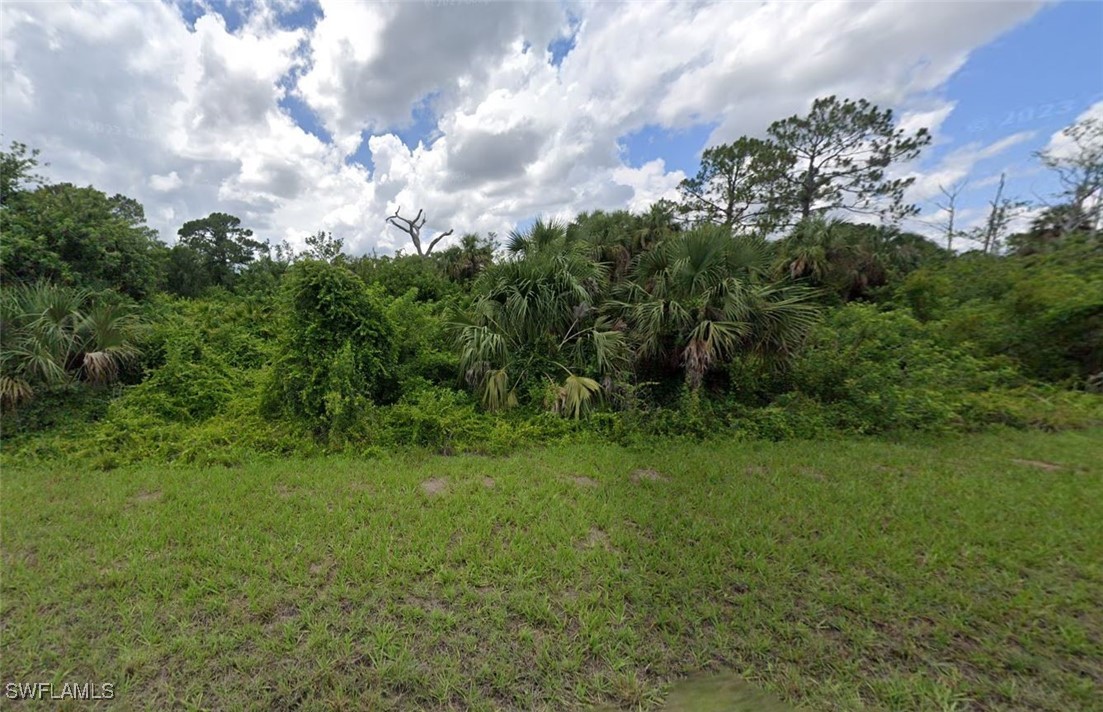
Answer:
349, 253, 456, 302
785, 304, 1021, 433
114, 294, 275, 422
386, 289, 459, 390
265, 260, 398, 437
0, 383, 115, 438
897, 244, 1103, 384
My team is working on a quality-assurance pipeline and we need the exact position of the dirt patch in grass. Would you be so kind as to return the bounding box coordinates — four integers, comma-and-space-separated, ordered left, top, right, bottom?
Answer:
308, 555, 336, 582
1011, 459, 1064, 471
132, 490, 162, 504
275, 484, 296, 498
482, 477, 496, 489
578, 527, 614, 551
3, 546, 37, 568
97, 560, 127, 577
420, 477, 448, 496
569, 475, 599, 488
629, 468, 668, 483
406, 595, 449, 614
274, 603, 299, 624
661, 673, 794, 711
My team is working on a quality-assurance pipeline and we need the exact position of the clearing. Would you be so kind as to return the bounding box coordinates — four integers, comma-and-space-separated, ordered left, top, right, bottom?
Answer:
2, 429, 1101, 710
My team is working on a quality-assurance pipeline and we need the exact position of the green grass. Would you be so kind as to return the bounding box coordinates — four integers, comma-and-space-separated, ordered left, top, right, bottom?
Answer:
2, 429, 1101, 710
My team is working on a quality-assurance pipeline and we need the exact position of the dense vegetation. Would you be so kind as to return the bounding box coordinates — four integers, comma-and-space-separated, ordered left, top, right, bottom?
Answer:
1, 97, 1101, 465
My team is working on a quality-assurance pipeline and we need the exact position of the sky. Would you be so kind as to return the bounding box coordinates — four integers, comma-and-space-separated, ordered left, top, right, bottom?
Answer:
2, 0, 1101, 255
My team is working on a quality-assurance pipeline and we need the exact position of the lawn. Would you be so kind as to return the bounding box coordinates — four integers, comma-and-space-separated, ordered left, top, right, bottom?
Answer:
2, 429, 1101, 710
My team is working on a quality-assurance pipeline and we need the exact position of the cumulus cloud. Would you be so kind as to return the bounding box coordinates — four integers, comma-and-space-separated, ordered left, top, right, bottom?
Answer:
0, 0, 1049, 254
150, 171, 183, 192
295, 0, 563, 146
1041, 100, 1103, 159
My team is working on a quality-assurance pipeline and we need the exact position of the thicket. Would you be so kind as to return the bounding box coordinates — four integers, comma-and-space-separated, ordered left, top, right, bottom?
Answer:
2, 102, 1101, 467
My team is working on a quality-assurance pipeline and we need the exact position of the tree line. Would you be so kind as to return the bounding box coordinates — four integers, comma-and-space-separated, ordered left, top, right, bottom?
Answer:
1, 96, 1100, 445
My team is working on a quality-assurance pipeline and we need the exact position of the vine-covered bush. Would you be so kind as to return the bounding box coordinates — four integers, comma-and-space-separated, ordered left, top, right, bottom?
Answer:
784, 304, 1021, 433
265, 260, 398, 437
897, 245, 1103, 385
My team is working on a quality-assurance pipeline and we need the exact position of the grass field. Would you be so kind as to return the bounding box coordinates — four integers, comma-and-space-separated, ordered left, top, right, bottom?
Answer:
2, 429, 1101, 710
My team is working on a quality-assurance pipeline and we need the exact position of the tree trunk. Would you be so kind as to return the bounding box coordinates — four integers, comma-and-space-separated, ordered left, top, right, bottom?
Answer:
983, 174, 1007, 255
800, 155, 816, 223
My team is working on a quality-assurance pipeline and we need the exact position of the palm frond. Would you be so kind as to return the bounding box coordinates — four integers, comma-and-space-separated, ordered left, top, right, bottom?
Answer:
480, 367, 517, 412
553, 374, 601, 419
0, 375, 34, 409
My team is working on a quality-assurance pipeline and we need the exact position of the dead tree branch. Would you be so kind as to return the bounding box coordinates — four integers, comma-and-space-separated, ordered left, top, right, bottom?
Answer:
385, 207, 454, 257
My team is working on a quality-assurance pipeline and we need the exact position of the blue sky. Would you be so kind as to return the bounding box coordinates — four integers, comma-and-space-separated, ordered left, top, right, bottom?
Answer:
622, 1, 1103, 233
932, 2, 1103, 209
2, 0, 1100, 253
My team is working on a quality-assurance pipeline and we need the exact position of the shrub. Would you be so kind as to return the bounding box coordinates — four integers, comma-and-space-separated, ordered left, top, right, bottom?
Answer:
350, 253, 455, 302
0, 282, 144, 412
265, 260, 398, 437
114, 294, 275, 422
386, 289, 458, 390
786, 304, 1020, 433
897, 244, 1103, 385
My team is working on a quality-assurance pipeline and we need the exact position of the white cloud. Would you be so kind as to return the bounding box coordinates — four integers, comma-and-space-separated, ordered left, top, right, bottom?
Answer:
0, 0, 1047, 255
1042, 100, 1103, 159
150, 171, 183, 192
611, 160, 685, 214
897, 100, 957, 143
295, 0, 563, 147
907, 131, 1036, 203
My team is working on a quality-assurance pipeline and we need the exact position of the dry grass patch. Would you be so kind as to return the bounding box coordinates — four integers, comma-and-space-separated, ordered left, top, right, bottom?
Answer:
420, 477, 448, 496
1011, 458, 1065, 471
577, 527, 614, 551
630, 468, 668, 483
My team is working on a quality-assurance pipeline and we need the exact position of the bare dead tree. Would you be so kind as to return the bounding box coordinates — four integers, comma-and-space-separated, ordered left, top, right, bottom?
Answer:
385, 207, 454, 257
934, 179, 967, 252
1034, 116, 1103, 235
974, 173, 1028, 255
982, 174, 1007, 255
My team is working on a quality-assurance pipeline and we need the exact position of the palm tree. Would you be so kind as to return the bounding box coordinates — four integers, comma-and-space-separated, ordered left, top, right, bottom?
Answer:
777, 218, 947, 300
568, 210, 636, 282
1, 283, 83, 406
566, 207, 681, 284
619, 225, 820, 389
505, 218, 575, 258
633, 201, 681, 252
776, 217, 835, 282
0, 282, 143, 408
452, 220, 628, 412
775, 218, 891, 301
78, 302, 143, 385
438, 232, 496, 282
